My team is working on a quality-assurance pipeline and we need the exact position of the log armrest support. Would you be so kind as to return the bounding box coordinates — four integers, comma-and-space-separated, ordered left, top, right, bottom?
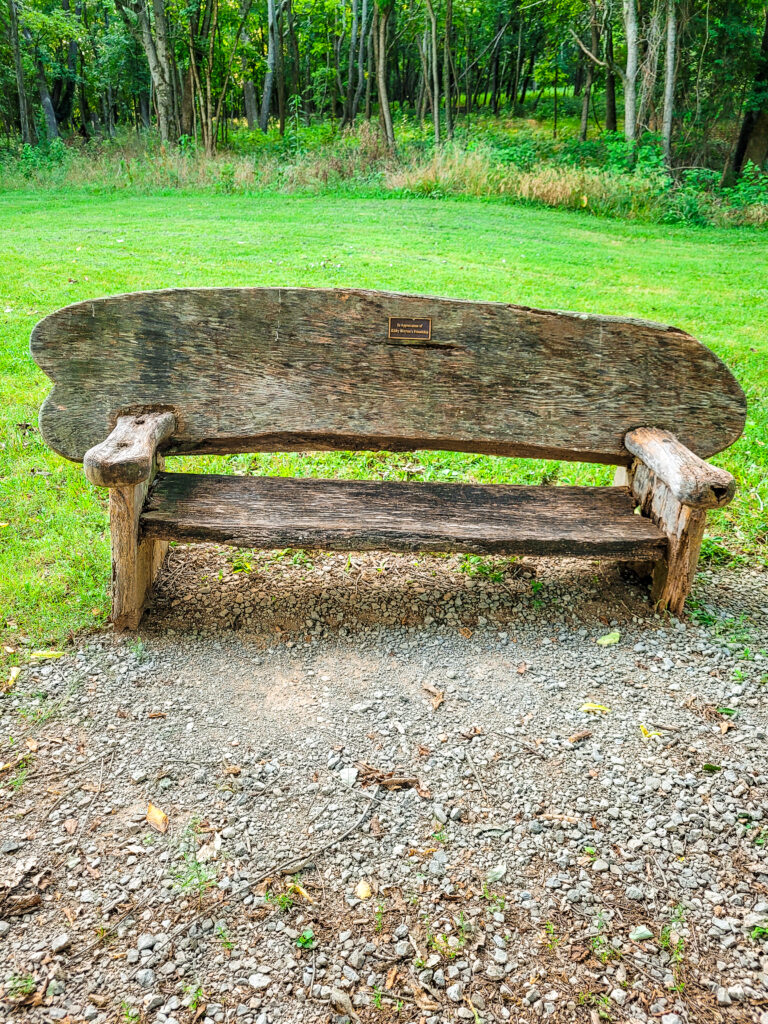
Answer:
83, 411, 176, 630
624, 428, 737, 617
84, 412, 176, 488
624, 427, 735, 508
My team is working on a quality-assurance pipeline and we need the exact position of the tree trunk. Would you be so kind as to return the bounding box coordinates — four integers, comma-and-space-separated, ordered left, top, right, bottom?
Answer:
180, 65, 195, 136
351, 0, 369, 120
276, 3, 286, 134
443, 0, 453, 138
139, 90, 151, 129
424, 0, 440, 143
637, 0, 663, 132
8, 0, 32, 144
343, 0, 358, 124
259, 0, 277, 131
579, 2, 598, 142
512, 18, 524, 112
365, 25, 373, 118
605, 21, 617, 131
114, 0, 179, 142
374, 1, 395, 150
732, 8, 768, 175
661, 0, 676, 165
23, 29, 60, 139
244, 80, 258, 128
622, 0, 639, 143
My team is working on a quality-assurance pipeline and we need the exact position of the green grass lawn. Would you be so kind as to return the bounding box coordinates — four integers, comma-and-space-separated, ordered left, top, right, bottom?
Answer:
1, 190, 766, 648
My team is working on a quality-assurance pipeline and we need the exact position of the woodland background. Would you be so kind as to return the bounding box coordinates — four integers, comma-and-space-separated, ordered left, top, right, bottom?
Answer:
1, 1, 768, 224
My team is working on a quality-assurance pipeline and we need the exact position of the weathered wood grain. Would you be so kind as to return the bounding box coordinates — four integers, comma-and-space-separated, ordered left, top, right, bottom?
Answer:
141, 474, 668, 558
625, 427, 736, 508
31, 288, 746, 465
109, 455, 169, 630
628, 460, 705, 615
84, 412, 176, 487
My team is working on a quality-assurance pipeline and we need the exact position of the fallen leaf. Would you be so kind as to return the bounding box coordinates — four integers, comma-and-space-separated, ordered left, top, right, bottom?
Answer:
197, 832, 222, 862
63, 817, 78, 834
720, 720, 735, 734
63, 907, 76, 924
517, 662, 528, 674
146, 802, 169, 833
580, 703, 610, 714
3, 665, 21, 691
596, 631, 621, 646
288, 881, 315, 903
385, 966, 398, 990
639, 723, 661, 740
223, 763, 241, 775
25, 737, 38, 752
355, 879, 372, 900
486, 862, 507, 883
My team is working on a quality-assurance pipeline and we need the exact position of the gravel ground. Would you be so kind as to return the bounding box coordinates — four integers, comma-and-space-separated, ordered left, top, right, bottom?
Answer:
1, 547, 767, 1024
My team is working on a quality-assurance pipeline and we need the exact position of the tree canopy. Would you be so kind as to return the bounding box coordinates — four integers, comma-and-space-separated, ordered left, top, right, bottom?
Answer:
2, 0, 767, 175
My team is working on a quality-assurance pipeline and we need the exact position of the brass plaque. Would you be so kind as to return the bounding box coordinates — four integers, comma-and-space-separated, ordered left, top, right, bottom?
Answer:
388, 316, 432, 342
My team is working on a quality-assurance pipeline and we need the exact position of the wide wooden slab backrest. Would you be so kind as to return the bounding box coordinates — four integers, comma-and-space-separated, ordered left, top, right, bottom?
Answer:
31, 288, 746, 465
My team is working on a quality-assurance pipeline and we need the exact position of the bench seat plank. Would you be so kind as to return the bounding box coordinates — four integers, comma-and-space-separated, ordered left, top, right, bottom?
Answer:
141, 474, 667, 559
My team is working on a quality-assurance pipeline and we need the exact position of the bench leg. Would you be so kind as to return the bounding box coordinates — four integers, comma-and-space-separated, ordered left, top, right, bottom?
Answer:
109, 474, 168, 631
628, 461, 706, 616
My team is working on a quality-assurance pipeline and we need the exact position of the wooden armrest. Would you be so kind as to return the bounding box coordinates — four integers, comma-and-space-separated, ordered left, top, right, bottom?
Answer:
84, 412, 176, 487
624, 427, 735, 508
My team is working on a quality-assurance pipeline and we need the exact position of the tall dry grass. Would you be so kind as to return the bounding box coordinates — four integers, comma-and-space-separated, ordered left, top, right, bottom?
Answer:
1, 126, 766, 227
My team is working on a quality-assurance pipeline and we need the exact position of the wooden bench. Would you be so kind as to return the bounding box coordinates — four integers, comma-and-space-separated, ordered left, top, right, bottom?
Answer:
31, 287, 745, 630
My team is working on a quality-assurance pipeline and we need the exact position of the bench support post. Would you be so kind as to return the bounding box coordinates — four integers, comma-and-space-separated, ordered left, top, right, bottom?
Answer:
624, 428, 736, 616
84, 411, 176, 630
109, 460, 169, 631
628, 461, 706, 615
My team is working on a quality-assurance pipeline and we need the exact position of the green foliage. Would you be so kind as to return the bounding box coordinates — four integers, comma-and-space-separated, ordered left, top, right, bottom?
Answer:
296, 927, 317, 949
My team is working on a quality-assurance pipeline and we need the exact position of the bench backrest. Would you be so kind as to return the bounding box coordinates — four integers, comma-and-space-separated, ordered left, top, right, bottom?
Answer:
31, 287, 746, 465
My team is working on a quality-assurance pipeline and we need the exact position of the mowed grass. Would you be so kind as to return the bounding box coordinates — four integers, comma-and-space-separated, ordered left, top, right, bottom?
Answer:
1, 190, 766, 647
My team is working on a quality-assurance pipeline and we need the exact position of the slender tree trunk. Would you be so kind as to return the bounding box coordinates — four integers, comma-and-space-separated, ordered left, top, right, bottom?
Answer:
622, 0, 639, 143
139, 90, 151, 129
443, 0, 453, 138
343, 0, 358, 124
638, 0, 663, 132
661, 0, 677, 165
580, 2, 598, 142
114, 0, 178, 142
242, 26, 258, 128
424, 0, 440, 143
365, 24, 373, 118
276, 4, 286, 133
351, 0, 369, 120
23, 29, 60, 139
260, 0, 277, 131
8, 0, 32, 143
374, 1, 395, 149
512, 18, 523, 112
605, 21, 617, 131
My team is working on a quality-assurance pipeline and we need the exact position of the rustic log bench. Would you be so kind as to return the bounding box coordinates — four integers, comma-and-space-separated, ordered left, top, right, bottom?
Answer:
31, 287, 745, 629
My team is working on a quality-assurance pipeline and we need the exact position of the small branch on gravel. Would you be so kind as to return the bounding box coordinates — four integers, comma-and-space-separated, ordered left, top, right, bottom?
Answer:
463, 747, 490, 804
76, 754, 108, 846
250, 784, 384, 887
